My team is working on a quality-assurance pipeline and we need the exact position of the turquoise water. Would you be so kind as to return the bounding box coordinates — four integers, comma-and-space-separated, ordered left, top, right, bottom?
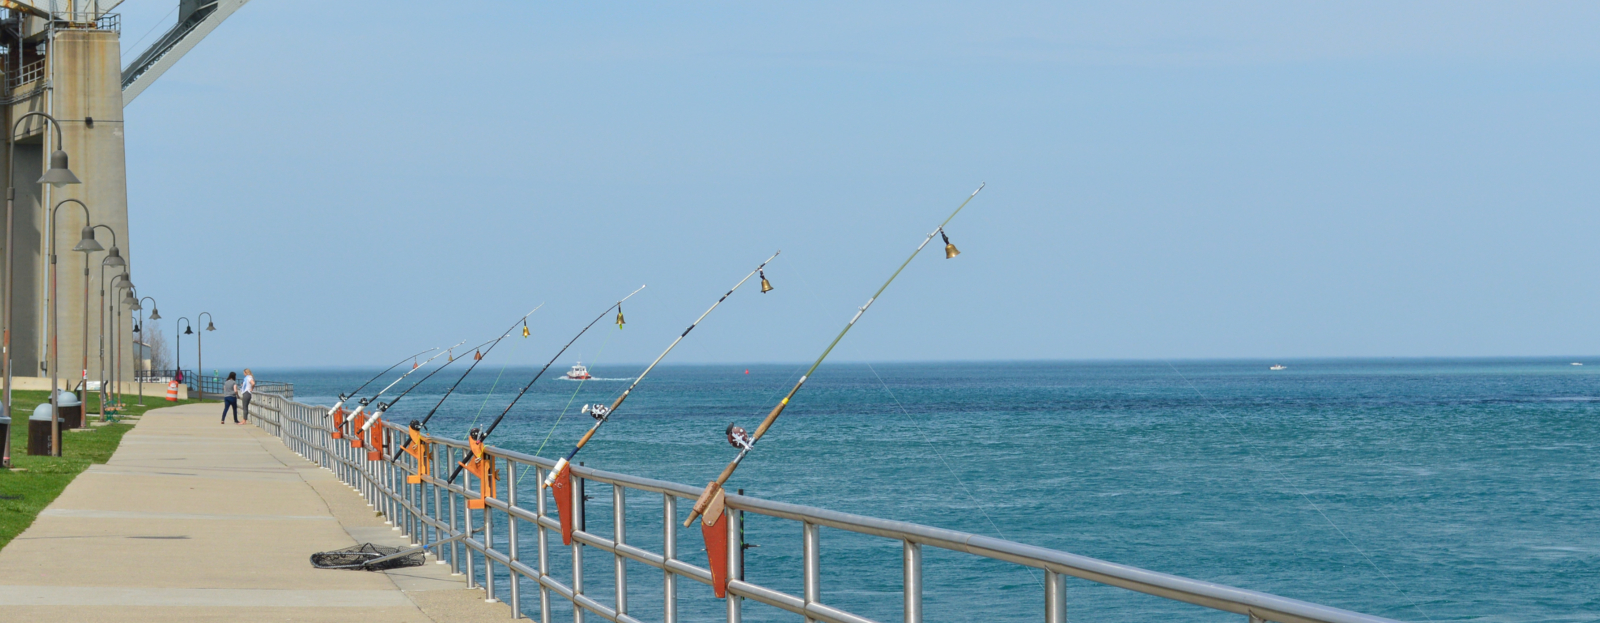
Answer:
266, 359, 1599, 622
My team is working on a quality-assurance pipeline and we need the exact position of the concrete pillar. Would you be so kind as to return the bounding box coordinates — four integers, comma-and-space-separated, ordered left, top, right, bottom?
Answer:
2, 20, 129, 396
46, 28, 130, 396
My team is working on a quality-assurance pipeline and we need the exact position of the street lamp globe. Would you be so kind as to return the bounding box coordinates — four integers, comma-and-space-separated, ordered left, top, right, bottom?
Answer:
38, 150, 80, 186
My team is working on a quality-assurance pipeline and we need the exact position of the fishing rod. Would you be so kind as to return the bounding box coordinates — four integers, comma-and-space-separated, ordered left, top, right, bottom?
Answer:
360, 337, 499, 434
339, 342, 463, 436
444, 285, 649, 484
388, 306, 545, 461
684, 185, 983, 527
534, 252, 780, 489
327, 347, 438, 418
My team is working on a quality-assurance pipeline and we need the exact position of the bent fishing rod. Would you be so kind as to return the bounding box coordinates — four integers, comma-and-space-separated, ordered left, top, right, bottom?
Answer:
389, 306, 546, 461
327, 347, 438, 417
437, 285, 646, 483
685, 185, 983, 527
339, 342, 463, 434
359, 336, 499, 434
535, 252, 780, 488
360, 303, 542, 433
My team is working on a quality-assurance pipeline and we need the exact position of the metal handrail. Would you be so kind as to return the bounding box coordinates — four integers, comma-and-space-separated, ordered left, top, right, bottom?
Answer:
246, 392, 1406, 623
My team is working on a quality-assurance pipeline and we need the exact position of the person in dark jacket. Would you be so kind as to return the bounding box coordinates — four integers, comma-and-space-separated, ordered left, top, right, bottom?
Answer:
220, 372, 240, 424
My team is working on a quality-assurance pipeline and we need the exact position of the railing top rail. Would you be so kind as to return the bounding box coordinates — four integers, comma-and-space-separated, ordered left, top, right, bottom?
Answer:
356, 414, 1403, 623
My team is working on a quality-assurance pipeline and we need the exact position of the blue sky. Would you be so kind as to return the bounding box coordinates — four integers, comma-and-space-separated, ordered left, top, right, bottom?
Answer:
115, 1, 1600, 368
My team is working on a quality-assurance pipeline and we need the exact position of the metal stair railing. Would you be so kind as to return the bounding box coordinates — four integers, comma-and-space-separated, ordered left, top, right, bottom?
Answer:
246, 392, 1406, 623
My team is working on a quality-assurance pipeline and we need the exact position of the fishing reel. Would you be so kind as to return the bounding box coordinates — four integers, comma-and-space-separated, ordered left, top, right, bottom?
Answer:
582, 404, 611, 421
468, 427, 487, 443
359, 397, 370, 407
338, 393, 349, 402
726, 424, 753, 450
409, 419, 424, 432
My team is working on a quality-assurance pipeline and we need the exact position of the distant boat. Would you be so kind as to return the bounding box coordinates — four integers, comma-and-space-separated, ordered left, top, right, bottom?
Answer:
565, 363, 593, 380
1573, 362, 1584, 366
1269, 364, 1287, 371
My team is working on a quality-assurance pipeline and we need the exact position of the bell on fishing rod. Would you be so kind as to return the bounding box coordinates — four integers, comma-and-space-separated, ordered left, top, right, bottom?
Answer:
474, 350, 482, 361
941, 229, 960, 259
726, 424, 753, 450
522, 319, 530, 338
616, 306, 625, 329
759, 270, 774, 294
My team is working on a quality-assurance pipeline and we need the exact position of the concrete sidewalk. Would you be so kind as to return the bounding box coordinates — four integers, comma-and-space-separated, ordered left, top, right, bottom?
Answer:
0, 403, 512, 622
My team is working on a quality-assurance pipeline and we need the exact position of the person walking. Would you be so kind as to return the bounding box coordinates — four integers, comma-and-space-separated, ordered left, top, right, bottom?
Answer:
220, 372, 240, 424
240, 368, 255, 423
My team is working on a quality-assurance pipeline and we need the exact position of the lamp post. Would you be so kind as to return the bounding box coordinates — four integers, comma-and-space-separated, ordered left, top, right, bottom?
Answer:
47, 199, 103, 456
106, 274, 131, 414
120, 289, 136, 407
103, 273, 129, 416
89, 226, 123, 411
176, 318, 192, 392
3, 112, 79, 467
196, 313, 214, 401
134, 296, 158, 407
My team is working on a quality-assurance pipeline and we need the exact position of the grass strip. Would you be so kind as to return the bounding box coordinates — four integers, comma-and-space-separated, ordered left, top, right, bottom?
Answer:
0, 390, 208, 550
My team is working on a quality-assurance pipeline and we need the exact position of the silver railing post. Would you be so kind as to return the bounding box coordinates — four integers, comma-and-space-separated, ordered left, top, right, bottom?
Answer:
1045, 570, 1066, 623
448, 446, 463, 576
537, 466, 552, 623
803, 521, 820, 623
572, 469, 585, 623
728, 507, 743, 623
663, 493, 677, 623
467, 468, 479, 590
509, 463, 522, 618
613, 484, 628, 616
435, 444, 448, 567
904, 540, 922, 623
484, 466, 498, 603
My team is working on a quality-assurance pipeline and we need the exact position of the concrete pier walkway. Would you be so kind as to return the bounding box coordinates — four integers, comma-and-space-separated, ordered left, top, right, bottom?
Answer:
0, 403, 511, 622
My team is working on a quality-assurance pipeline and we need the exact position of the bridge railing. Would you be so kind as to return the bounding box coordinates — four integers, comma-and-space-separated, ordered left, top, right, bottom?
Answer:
245, 392, 1404, 623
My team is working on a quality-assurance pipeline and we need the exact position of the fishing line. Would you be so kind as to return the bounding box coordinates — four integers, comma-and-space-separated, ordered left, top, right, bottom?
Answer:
467, 333, 524, 428
865, 362, 1044, 587
1162, 360, 1436, 623
524, 323, 619, 477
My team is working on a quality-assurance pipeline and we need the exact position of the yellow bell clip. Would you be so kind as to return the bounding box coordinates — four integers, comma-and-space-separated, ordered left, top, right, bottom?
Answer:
616, 305, 625, 329
522, 319, 530, 338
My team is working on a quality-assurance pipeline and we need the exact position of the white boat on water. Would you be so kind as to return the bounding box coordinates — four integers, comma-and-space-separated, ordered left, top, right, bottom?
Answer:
1269, 364, 1287, 371
565, 362, 593, 380
1573, 362, 1584, 366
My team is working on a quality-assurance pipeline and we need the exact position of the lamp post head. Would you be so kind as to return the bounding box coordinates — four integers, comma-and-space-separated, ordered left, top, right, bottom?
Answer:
129, 298, 141, 311
148, 307, 161, 320
101, 246, 125, 267
38, 150, 81, 187
205, 322, 215, 331
183, 325, 193, 335
72, 225, 103, 253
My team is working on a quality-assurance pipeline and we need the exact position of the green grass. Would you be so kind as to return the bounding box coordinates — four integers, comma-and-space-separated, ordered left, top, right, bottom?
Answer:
0, 390, 209, 550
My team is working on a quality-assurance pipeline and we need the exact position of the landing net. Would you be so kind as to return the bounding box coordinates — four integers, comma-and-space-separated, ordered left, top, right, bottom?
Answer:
309, 543, 424, 571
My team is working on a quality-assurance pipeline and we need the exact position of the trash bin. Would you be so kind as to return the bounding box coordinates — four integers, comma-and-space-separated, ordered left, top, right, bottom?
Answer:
28, 404, 55, 456
56, 391, 83, 429
0, 415, 10, 461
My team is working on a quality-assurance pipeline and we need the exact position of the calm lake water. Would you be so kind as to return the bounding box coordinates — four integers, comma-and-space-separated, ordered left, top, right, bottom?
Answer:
259, 359, 1598, 622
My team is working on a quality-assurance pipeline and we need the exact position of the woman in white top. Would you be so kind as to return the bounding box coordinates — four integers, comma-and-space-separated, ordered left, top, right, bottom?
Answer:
240, 369, 255, 422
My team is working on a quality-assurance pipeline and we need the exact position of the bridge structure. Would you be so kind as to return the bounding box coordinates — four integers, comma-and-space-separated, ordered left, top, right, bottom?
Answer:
0, 1, 248, 458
